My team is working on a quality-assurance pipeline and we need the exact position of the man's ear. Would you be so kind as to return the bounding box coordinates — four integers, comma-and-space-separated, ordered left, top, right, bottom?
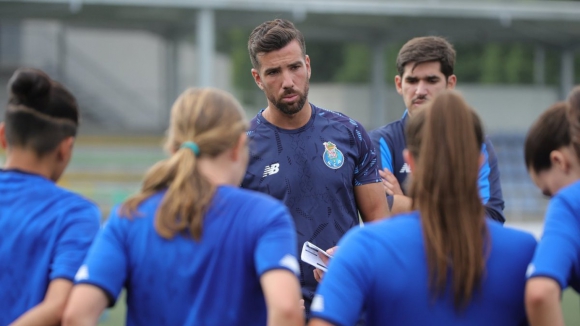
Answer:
395, 75, 403, 95
0, 123, 7, 150
447, 74, 457, 90
550, 149, 570, 172
251, 68, 263, 90
305, 54, 311, 79
403, 149, 414, 173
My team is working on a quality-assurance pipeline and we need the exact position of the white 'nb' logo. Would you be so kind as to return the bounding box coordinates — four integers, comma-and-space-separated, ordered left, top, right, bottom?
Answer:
263, 163, 280, 177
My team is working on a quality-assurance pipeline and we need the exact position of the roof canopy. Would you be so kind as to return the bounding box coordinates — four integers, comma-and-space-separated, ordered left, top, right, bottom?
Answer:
2, 0, 580, 47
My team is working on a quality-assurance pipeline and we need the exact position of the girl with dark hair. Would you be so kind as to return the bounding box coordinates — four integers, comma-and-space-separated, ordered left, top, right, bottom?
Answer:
0, 68, 100, 325
309, 91, 536, 326
63, 88, 303, 326
525, 90, 580, 326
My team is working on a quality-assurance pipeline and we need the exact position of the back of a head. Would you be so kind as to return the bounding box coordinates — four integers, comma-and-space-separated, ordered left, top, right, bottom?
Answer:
248, 19, 306, 69
4, 68, 78, 156
396, 36, 456, 78
406, 90, 486, 310
525, 101, 571, 174
123, 88, 248, 240
567, 86, 580, 157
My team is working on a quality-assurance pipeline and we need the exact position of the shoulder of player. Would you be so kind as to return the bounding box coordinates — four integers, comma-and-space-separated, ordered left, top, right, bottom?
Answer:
51, 185, 100, 216
486, 221, 537, 254
551, 180, 580, 209
222, 186, 288, 215
359, 212, 421, 241
312, 104, 363, 127
370, 119, 405, 143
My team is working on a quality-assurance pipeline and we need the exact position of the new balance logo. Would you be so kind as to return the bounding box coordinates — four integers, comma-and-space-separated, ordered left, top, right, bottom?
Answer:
400, 163, 411, 173
263, 163, 280, 177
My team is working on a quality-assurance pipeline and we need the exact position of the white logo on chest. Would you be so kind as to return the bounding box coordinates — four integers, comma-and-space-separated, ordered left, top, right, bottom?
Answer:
263, 163, 280, 177
400, 163, 411, 173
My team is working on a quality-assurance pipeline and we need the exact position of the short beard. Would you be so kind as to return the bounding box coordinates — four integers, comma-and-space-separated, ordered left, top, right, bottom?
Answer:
268, 81, 310, 116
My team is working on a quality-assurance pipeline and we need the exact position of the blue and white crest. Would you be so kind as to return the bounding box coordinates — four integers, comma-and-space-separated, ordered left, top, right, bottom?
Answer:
322, 141, 344, 169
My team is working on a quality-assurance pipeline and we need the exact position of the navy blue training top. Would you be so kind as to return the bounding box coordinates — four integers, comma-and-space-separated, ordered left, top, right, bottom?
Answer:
241, 104, 382, 314
370, 111, 506, 223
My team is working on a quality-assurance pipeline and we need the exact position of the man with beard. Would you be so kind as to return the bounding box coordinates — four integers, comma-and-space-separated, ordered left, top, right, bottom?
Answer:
369, 36, 505, 223
242, 19, 389, 319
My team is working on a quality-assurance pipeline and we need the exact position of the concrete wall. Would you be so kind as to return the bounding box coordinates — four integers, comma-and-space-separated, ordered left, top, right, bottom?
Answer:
1, 20, 232, 132
308, 83, 560, 133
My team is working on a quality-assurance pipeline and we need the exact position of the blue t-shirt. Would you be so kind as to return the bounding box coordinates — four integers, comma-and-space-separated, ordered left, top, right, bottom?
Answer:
75, 186, 299, 326
370, 111, 506, 223
241, 104, 381, 311
311, 211, 537, 326
527, 180, 580, 292
0, 169, 100, 325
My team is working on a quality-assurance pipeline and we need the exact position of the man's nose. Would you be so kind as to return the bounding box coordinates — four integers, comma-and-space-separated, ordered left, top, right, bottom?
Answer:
281, 70, 293, 89
416, 81, 428, 96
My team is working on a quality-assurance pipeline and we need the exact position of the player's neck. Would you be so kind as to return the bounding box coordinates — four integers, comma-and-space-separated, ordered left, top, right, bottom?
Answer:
3, 149, 56, 181
262, 102, 312, 130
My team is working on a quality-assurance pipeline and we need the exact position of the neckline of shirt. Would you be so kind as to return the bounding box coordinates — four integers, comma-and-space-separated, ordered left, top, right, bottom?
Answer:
257, 103, 317, 134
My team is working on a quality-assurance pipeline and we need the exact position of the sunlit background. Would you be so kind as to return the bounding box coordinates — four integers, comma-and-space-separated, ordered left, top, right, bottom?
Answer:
1, 0, 579, 323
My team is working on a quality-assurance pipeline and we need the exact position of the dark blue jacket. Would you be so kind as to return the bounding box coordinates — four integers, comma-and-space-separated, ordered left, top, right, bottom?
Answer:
370, 111, 506, 223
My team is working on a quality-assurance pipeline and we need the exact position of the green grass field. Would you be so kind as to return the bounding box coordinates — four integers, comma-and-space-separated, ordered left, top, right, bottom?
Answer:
98, 290, 579, 325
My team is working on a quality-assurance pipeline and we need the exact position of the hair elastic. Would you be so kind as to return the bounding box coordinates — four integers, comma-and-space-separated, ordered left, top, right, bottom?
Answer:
181, 141, 200, 157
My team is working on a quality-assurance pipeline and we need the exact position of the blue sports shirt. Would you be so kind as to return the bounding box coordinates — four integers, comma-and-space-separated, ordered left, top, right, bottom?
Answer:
311, 212, 537, 326
527, 180, 580, 292
75, 186, 299, 326
370, 111, 506, 223
241, 104, 382, 313
0, 169, 100, 325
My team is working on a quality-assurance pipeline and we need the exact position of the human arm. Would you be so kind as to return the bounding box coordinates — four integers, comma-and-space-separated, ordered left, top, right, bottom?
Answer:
525, 277, 564, 326
62, 211, 129, 325
309, 229, 373, 326
480, 138, 506, 223
261, 270, 304, 326
354, 182, 389, 222
62, 285, 109, 326
525, 193, 580, 325
9, 279, 73, 326
254, 203, 303, 326
11, 203, 100, 326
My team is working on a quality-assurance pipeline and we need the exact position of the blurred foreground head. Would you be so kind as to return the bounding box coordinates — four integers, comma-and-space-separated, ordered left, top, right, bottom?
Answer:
1, 68, 78, 181
3, 68, 78, 154
123, 88, 248, 240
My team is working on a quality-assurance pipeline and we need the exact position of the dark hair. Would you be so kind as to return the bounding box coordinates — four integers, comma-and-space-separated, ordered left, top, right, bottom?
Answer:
248, 19, 306, 69
4, 68, 78, 156
121, 88, 248, 240
406, 90, 487, 310
566, 86, 580, 159
525, 102, 570, 173
396, 36, 456, 79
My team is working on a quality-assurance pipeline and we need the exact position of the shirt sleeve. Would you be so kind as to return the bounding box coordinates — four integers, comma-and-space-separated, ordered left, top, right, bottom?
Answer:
353, 124, 382, 186
50, 202, 101, 282
74, 209, 129, 307
480, 138, 506, 223
527, 195, 580, 290
310, 229, 374, 326
254, 202, 299, 277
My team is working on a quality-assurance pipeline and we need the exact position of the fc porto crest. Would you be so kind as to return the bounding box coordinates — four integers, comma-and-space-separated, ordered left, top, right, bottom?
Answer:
322, 141, 344, 169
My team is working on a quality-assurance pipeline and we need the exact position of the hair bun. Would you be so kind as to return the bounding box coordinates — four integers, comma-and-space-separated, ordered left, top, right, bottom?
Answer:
8, 68, 52, 106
